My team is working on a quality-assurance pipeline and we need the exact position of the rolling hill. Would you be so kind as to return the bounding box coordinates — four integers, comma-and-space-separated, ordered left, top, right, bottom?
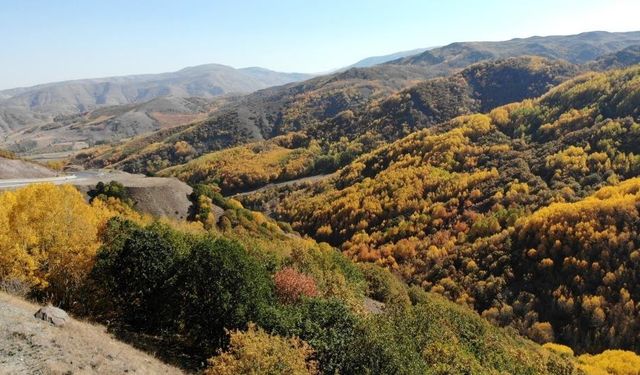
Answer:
390, 30, 640, 72
256, 64, 640, 354
1, 96, 222, 154
183, 55, 578, 194
72, 32, 640, 177
80, 56, 579, 180
587, 45, 640, 71
0, 64, 311, 134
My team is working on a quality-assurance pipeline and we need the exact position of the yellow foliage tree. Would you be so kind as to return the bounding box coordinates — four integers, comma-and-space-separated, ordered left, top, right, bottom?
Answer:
577, 350, 640, 375
0, 184, 122, 303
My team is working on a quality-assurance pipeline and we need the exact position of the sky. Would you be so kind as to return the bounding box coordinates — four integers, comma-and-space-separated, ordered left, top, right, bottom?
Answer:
1, 0, 639, 90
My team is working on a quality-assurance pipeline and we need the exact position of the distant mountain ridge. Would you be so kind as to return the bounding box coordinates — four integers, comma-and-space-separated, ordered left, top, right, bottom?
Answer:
5, 30, 640, 158
388, 31, 640, 73
342, 47, 432, 69
0, 64, 312, 133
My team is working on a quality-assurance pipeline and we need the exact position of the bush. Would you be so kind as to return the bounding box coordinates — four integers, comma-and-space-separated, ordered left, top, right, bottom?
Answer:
91, 220, 183, 330
274, 267, 318, 304
176, 237, 274, 349
205, 323, 317, 375
360, 263, 410, 307
88, 181, 135, 207
577, 350, 640, 375
543, 343, 575, 357
264, 298, 361, 375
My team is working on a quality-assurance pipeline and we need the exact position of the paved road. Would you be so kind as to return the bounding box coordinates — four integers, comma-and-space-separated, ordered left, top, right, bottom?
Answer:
0, 171, 108, 189
0, 175, 79, 189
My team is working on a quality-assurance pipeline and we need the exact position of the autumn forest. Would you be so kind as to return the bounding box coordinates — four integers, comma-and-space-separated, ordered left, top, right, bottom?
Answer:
2, 28, 640, 375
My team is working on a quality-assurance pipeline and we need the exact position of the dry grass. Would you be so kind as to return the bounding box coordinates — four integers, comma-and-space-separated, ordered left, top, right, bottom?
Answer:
0, 292, 184, 375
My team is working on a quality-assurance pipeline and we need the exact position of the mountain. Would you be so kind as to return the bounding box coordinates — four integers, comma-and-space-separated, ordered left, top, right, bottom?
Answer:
7, 31, 638, 161
73, 64, 435, 172
259, 64, 640, 354
587, 44, 640, 71
316, 56, 578, 142
78, 56, 578, 178
390, 31, 640, 74
2, 96, 221, 154
0, 64, 312, 134
72, 32, 640, 175
342, 47, 432, 69
155, 57, 578, 195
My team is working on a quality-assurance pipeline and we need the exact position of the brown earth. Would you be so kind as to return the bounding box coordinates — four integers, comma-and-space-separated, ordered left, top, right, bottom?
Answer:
0, 292, 183, 375
0, 157, 56, 179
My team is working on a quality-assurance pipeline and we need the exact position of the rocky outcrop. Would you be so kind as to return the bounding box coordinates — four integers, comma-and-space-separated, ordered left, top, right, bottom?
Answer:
34, 305, 69, 327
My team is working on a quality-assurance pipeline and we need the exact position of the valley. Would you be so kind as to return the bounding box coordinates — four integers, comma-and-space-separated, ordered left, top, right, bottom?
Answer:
3, 21, 640, 375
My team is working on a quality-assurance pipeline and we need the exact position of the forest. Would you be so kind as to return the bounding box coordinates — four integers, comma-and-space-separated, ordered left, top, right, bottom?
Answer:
3, 182, 640, 374
240, 65, 640, 356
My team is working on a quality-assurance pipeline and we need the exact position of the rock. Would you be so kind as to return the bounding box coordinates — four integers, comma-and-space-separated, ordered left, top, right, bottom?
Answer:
363, 297, 385, 314
34, 305, 69, 327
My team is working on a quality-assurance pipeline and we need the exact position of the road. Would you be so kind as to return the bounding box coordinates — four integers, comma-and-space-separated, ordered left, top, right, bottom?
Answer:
0, 171, 110, 189
230, 172, 336, 197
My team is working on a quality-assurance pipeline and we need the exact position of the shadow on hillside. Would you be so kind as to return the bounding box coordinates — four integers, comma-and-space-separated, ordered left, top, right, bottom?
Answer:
108, 327, 207, 373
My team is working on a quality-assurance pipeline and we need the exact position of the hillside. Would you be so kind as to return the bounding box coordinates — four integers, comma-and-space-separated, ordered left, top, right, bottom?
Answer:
78, 56, 579, 179
73, 64, 434, 173
127, 57, 576, 196
317, 56, 579, 142
0, 183, 595, 374
587, 45, 640, 71
341, 47, 431, 69
0, 292, 182, 374
0, 156, 55, 179
391, 31, 640, 71
0, 64, 311, 134
246, 64, 640, 354
1, 96, 220, 155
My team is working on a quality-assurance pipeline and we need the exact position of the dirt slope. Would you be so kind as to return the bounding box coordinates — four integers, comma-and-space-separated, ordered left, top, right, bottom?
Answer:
0, 157, 55, 179
0, 292, 183, 375
72, 171, 194, 220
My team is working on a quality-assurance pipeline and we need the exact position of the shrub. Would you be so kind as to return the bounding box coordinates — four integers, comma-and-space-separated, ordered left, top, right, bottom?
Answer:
88, 180, 135, 207
577, 350, 640, 375
90, 220, 183, 329
359, 263, 410, 307
264, 298, 361, 375
205, 323, 317, 375
274, 267, 318, 304
543, 343, 575, 357
176, 237, 274, 349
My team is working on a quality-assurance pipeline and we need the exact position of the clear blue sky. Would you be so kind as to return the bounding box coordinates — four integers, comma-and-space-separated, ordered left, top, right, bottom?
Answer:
1, 0, 638, 89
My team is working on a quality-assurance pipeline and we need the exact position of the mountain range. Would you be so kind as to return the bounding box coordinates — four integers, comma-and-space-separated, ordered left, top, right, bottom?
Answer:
0, 64, 311, 135
4, 31, 640, 157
